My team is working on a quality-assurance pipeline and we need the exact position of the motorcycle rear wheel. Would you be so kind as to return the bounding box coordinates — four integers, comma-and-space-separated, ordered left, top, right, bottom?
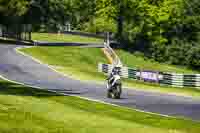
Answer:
114, 85, 121, 99
107, 85, 121, 99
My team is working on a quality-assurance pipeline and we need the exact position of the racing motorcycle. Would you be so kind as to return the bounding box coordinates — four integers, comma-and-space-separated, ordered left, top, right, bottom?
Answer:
107, 68, 122, 99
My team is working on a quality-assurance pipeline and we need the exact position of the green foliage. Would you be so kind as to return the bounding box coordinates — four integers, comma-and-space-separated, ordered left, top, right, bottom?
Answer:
0, 0, 29, 24
187, 45, 200, 69
69, 0, 96, 30
0, 0, 200, 69
124, 0, 184, 43
165, 40, 192, 65
28, 0, 72, 31
0, 0, 28, 16
120, 0, 200, 69
85, 17, 117, 33
80, 0, 118, 33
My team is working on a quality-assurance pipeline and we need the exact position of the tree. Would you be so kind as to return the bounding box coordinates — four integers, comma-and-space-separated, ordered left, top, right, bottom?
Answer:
0, 0, 29, 24
0, 0, 28, 16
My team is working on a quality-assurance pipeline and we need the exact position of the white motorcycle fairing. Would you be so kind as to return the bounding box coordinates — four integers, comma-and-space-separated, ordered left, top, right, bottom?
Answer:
112, 75, 121, 86
106, 74, 122, 99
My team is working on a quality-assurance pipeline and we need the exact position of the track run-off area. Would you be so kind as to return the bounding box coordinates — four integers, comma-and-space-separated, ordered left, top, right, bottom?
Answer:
0, 44, 200, 121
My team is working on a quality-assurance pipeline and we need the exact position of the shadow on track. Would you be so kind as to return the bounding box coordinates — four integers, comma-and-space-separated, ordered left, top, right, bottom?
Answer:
47, 89, 87, 95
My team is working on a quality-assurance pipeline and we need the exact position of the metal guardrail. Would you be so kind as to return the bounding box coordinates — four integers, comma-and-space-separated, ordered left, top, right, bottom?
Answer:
0, 25, 2, 37
98, 63, 200, 88
0, 24, 32, 42
63, 31, 109, 39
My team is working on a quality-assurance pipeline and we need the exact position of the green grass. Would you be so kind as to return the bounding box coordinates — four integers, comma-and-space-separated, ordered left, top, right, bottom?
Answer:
21, 46, 108, 81
20, 46, 200, 97
0, 79, 200, 133
32, 33, 103, 44
116, 50, 199, 74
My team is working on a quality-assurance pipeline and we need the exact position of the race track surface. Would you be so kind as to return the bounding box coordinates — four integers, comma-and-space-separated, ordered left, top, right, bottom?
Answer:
0, 44, 200, 121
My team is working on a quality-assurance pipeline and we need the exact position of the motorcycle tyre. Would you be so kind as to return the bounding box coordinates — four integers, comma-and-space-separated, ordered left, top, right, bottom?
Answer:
107, 86, 121, 99
114, 85, 121, 99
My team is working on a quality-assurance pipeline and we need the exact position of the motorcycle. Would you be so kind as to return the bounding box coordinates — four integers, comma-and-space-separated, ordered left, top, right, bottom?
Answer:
107, 73, 122, 99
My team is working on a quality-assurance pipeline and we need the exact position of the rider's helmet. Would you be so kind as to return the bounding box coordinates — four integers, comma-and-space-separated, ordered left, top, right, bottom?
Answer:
112, 65, 121, 75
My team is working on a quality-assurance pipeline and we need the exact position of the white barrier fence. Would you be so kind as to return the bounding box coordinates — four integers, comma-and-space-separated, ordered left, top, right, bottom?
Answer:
98, 63, 200, 88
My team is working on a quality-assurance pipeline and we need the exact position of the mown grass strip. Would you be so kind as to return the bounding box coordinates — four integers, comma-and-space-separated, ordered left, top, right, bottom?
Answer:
32, 33, 103, 44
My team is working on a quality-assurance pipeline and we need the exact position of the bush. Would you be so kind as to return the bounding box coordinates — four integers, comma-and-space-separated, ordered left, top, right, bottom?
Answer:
150, 42, 167, 62
149, 37, 200, 70
134, 51, 145, 58
165, 40, 192, 65
187, 45, 200, 69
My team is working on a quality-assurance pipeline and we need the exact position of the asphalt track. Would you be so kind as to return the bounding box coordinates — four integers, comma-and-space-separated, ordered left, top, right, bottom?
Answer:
0, 44, 200, 121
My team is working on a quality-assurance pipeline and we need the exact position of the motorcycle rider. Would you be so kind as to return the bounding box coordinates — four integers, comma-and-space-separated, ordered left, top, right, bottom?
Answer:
107, 66, 120, 87
107, 65, 122, 98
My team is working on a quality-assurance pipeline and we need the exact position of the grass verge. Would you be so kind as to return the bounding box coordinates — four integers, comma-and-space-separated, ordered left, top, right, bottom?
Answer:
20, 46, 200, 97
0, 79, 200, 132
116, 49, 199, 74
32, 33, 103, 44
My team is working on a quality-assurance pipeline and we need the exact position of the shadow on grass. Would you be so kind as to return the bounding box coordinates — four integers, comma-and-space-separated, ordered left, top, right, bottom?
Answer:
0, 80, 63, 97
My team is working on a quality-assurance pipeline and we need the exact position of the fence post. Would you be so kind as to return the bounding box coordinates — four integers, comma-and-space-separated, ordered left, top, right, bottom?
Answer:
140, 69, 142, 81
156, 71, 159, 83
0, 24, 2, 37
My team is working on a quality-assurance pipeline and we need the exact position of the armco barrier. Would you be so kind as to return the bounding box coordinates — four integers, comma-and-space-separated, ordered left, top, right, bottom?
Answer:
63, 31, 106, 39
98, 63, 200, 88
